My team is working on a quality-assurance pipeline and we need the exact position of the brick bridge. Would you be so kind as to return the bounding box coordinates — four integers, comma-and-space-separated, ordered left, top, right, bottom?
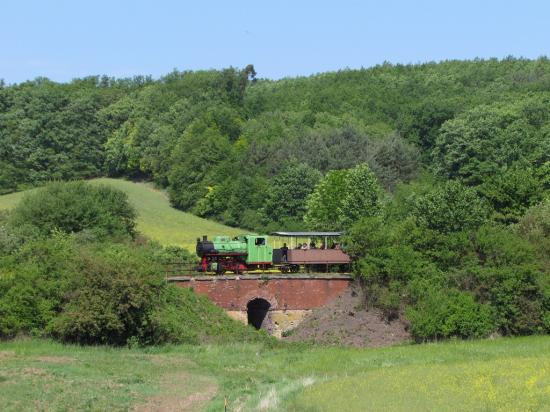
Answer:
169, 274, 353, 337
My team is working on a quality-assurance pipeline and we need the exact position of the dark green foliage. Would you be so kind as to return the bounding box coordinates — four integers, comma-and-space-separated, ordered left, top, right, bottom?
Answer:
451, 225, 546, 335
478, 167, 546, 224
8, 181, 136, 240
433, 97, 550, 186
396, 97, 458, 152
260, 161, 321, 230
3, 59, 550, 234
0, 77, 129, 190
406, 288, 495, 341
368, 133, 420, 190
411, 180, 489, 233
515, 198, 550, 271
168, 122, 233, 211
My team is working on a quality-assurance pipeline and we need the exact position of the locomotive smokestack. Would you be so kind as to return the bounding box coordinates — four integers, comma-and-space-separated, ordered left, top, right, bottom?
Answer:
203, 235, 208, 241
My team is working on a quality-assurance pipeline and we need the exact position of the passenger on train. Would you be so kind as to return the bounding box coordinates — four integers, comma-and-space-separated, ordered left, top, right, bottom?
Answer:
281, 243, 289, 261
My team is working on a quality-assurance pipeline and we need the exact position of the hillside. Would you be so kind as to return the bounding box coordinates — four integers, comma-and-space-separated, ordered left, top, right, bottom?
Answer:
0, 178, 243, 251
1, 60, 548, 342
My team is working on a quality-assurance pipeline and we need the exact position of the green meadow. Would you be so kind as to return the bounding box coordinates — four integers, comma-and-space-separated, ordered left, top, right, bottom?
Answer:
1, 336, 549, 411
0, 178, 243, 251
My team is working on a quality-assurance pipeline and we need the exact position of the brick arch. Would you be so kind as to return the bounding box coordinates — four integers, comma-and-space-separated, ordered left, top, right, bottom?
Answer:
241, 291, 278, 311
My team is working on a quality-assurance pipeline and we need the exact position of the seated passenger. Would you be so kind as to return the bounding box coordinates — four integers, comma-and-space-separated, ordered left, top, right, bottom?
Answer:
310, 242, 317, 249
301, 243, 309, 250
295, 243, 302, 249
334, 243, 341, 250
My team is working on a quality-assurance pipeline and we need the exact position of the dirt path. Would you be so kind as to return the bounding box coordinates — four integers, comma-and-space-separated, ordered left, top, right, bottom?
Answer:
134, 376, 217, 412
133, 357, 218, 412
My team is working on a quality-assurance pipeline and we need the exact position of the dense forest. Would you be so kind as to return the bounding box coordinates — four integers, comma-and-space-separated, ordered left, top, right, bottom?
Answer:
1, 57, 549, 342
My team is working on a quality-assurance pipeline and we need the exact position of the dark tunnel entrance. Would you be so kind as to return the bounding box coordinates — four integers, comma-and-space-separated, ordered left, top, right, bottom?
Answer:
247, 298, 271, 330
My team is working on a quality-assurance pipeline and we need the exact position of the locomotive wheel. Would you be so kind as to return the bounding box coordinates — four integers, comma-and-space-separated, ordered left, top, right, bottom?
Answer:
290, 265, 300, 273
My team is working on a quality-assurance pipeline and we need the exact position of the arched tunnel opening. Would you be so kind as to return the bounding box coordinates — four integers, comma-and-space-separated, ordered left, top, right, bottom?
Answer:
247, 298, 271, 330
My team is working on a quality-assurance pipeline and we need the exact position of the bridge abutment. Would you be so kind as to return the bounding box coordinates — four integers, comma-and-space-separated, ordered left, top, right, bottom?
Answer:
169, 274, 352, 337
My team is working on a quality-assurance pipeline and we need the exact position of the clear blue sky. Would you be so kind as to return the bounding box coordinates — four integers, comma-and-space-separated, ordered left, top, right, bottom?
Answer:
2, 0, 549, 84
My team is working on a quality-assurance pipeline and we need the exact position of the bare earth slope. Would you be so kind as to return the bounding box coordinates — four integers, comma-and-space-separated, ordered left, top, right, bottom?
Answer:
284, 282, 410, 347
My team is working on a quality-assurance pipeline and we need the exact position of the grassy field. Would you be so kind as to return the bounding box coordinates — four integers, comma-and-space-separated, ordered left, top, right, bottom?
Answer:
0, 340, 216, 412
0, 178, 243, 251
1, 336, 549, 411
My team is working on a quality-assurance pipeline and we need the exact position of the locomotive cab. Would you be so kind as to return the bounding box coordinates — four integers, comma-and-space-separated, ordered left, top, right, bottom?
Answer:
245, 235, 273, 265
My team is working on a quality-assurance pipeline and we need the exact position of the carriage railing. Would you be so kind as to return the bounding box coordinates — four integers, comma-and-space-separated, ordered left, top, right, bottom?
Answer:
163, 260, 202, 277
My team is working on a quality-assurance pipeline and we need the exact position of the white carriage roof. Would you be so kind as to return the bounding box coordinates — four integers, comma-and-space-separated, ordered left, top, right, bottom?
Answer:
270, 231, 344, 237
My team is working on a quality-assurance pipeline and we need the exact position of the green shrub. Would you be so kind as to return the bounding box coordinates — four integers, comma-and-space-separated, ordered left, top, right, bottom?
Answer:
406, 287, 495, 341
367, 283, 401, 321
48, 243, 164, 345
456, 264, 547, 335
0, 235, 78, 337
8, 181, 136, 240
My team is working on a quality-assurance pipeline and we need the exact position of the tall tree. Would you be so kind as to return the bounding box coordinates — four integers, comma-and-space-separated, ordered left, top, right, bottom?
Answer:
305, 163, 383, 230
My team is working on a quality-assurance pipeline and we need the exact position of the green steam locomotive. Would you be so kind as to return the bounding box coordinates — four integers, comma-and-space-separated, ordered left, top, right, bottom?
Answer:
196, 232, 350, 274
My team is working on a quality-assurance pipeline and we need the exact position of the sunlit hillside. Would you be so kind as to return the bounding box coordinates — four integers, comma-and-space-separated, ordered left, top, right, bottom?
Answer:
0, 178, 243, 251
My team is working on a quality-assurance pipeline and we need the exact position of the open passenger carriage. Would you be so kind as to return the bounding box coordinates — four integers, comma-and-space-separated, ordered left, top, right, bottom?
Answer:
271, 231, 351, 273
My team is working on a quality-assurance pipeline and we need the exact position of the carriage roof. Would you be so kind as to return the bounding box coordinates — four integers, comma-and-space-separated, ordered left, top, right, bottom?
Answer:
270, 231, 344, 237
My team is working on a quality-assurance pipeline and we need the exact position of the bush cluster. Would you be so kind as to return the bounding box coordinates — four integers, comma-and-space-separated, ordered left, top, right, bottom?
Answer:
0, 182, 266, 345
8, 181, 136, 240
346, 181, 550, 341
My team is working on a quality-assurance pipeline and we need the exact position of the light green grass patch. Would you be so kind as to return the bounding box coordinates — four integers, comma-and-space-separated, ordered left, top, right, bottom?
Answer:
0, 178, 243, 251
289, 357, 550, 411
0, 340, 215, 412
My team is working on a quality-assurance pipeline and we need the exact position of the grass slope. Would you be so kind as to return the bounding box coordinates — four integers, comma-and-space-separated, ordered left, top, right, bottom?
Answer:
0, 178, 243, 251
1, 336, 549, 411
